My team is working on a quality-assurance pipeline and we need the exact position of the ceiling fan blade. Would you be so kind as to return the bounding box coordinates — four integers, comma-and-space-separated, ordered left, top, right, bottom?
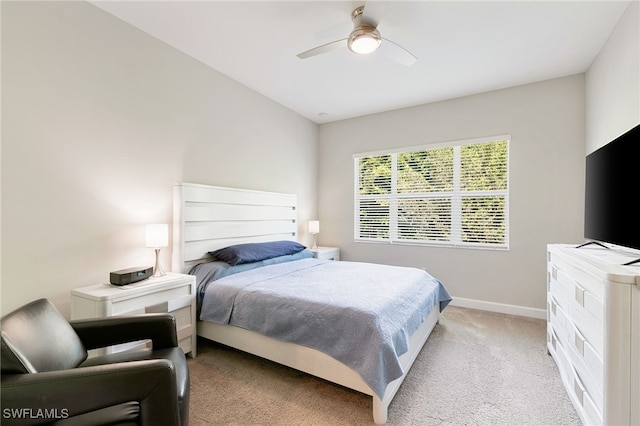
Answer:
361, 1, 387, 28
380, 38, 418, 66
297, 39, 347, 59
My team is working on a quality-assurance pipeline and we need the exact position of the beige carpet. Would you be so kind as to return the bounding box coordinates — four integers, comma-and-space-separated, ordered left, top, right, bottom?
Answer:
187, 306, 581, 425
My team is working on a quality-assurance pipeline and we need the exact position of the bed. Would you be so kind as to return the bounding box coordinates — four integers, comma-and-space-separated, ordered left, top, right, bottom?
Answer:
172, 183, 451, 424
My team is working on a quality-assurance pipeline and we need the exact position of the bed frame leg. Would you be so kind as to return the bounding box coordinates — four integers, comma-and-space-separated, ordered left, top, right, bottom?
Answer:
372, 396, 388, 424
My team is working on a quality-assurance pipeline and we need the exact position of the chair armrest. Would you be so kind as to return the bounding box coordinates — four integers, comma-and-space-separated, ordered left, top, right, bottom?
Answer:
1, 360, 181, 425
70, 314, 178, 351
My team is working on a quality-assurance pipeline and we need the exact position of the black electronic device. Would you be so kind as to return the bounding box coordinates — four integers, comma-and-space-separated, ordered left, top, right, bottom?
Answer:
584, 123, 640, 252
109, 266, 153, 286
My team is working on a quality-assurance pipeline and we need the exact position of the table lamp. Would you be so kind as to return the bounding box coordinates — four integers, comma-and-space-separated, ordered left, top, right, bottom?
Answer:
146, 224, 168, 277
308, 220, 320, 249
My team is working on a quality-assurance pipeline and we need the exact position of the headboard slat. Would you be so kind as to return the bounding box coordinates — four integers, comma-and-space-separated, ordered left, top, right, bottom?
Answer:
173, 183, 298, 273
184, 221, 296, 242
184, 204, 296, 222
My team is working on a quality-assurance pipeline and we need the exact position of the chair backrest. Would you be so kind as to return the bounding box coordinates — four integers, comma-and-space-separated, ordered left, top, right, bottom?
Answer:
1, 298, 87, 374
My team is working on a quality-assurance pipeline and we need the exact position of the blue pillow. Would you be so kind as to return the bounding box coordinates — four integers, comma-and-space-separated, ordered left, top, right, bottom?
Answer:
208, 240, 306, 266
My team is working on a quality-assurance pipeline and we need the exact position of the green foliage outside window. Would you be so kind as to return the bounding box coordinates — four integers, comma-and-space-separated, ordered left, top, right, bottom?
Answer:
358, 155, 391, 195
398, 148, 453, 193
461, 141, 508, 191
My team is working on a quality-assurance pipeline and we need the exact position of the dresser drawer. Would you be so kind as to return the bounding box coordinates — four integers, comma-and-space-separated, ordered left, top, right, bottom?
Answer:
567, 362, 603, 426
555, 270, 604, 357
550, 331, 570, 390
550, 252, 605, 300
567, 304, 603, 359
548, 327, 566, 366
548, 265, 570, 308
565, 319, 604, 413
567, 271, 604, 324
548, 294, 568, 346
553, 337, 602, 425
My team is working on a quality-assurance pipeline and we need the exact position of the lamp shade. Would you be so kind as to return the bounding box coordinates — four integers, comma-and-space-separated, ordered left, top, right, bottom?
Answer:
145, 224, 168, 248
308, 220, 320, 234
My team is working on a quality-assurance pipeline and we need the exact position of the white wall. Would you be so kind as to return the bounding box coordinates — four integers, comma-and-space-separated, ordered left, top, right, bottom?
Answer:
1, 1, 317, 316
318, 75, 586, 313
586, 0, 639, 153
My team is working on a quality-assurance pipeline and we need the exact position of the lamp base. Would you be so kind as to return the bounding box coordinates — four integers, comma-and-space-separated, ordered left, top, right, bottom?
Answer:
311, 234, 318, 250
153, 248, 166, 277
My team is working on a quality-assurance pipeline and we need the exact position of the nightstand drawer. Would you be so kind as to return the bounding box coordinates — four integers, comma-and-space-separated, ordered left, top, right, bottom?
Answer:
174, 306, 194, 338
171, 305, 194, 353
144, 294, 192, 314
178, 337, 192, 354
173, 305, 192, 326
113, 286, 191, 316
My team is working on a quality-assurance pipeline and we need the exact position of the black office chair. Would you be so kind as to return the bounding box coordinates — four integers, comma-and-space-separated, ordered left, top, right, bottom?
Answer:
1, 298, 189, 425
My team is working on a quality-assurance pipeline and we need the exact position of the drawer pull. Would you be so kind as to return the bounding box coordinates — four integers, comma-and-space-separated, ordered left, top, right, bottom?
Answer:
547, 301, 551, 322
574, 284, 585, 306
552, 266, 558, 280
146, 302, 169, 313
573, 374, 586, 407
547, 272, 551, 292
574, 329, 585, 356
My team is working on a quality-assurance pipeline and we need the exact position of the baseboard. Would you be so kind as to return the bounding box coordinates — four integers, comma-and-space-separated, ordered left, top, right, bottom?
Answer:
449, 297, 546, 320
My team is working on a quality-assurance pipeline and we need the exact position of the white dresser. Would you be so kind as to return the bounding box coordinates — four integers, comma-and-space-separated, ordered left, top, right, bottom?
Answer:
71, 273, 197, 357
547, 244, 639, 425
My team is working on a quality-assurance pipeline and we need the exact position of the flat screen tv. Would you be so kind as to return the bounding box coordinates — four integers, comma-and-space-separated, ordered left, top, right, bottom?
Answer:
584, 123, 640, 253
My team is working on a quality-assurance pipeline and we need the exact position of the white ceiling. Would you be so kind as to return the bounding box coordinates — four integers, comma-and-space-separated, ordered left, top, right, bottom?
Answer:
91, 1, 631, 124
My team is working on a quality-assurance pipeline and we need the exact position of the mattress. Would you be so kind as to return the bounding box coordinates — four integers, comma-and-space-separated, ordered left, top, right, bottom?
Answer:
195, 257, 451, 398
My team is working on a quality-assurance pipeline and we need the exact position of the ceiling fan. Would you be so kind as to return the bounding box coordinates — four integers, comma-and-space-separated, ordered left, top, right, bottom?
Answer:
296, 4, 417, 66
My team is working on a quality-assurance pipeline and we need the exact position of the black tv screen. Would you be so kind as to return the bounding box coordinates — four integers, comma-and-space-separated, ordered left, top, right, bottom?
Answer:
584, 123, 640, 251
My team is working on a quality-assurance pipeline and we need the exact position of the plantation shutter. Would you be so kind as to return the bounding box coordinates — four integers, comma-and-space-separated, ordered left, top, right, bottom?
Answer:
459, 141, 509, 245
357, 155, 391, 240
354, 137, 509, 249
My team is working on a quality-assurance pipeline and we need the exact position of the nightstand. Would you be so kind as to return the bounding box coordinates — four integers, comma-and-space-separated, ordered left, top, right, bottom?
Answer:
71, 272, 197, 357
310, 247, 340, 261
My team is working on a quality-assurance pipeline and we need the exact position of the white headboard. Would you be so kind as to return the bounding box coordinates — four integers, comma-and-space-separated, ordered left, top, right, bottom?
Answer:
172, 183, 298, 273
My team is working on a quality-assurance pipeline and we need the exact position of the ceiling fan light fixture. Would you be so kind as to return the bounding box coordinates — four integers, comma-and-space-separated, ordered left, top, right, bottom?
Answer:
296, 4, 416, 66
348, 27, 381, 55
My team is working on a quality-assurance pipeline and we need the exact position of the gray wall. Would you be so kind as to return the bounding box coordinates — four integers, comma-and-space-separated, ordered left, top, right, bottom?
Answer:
1, 1, 318, 316
317, 76, 586, 314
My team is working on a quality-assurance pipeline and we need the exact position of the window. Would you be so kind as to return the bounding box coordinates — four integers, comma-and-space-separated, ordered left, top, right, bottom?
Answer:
354, 136, 509, 249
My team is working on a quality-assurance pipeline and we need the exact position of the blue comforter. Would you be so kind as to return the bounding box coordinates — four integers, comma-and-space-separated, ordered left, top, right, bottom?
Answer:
199, 258, 451, 398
